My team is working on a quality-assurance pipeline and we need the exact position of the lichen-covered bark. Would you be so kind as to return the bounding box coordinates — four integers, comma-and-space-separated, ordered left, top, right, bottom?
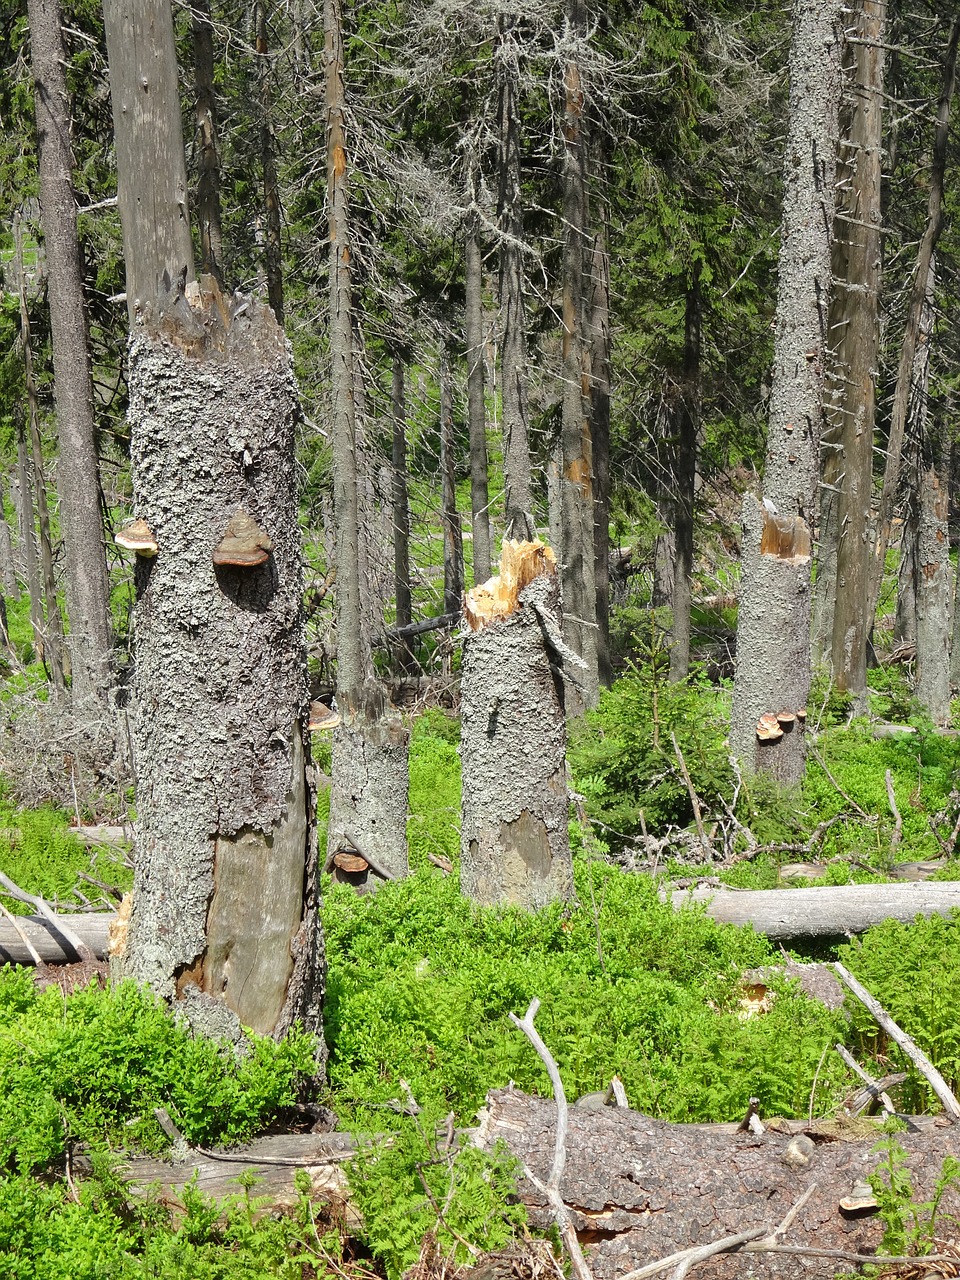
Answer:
460, 573, 573, 908
124, 285, 322, 1040
915, 461, 952, 725
730, 497, 810, 781
476, 1090, 957, 1280
731, 0, 843, 783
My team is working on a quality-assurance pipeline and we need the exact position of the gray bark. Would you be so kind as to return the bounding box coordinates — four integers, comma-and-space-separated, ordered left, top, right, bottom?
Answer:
731, 0, 843, 782
497, 20, 533, 540
256, 1, 284, 324
28, 0, 114, 703
103, 0, 196, 325
475, 1089, 955, 1280
122, 284, 322, 1040
868, 19, 960, 625
460, 562, 574, 908
192, 0, 225, 282
324, 0, 409, 882
465, 211, 492, 585
915, 418, 952, 724
440, 351, 464, 615
390, 357, 414, 674
669, 881, 960, 940
0, 474, 16, 595
589, 214, 612, 687
816, 0, 885, 700
669, 274, 700, 683
559, 2, 598, 712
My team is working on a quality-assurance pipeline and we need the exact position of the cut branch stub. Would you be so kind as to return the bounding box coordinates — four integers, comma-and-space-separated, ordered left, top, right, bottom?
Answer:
759, 510, 812, 562
115, 518, 158, 557
212, 511, 273, 567
463, 539, 557, 632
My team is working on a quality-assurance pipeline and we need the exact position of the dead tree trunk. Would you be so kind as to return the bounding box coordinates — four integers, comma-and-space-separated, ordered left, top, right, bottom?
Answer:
475, 1089, 957, 1280
460, 540, 574, 908
390, 356, 415, 675
464, 153, 492, 586
121, 280, 322, 1039
256, 0, 284, 325
589, 208, 612, 688
869, 19, 960, 625
730, 0, 843, 781
29, 0, 113, 703
815, 0, 885, 700
192, 0, 225, 282
497, 19, 533, 541
440, 350, 464, 615
325, 0, 409, 885
559, 0, 599, 711
669, 272, 701, 683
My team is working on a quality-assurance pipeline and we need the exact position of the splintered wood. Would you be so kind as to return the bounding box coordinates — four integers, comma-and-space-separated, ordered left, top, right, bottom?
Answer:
759, 510, 812, 561
464, 540, 557, 631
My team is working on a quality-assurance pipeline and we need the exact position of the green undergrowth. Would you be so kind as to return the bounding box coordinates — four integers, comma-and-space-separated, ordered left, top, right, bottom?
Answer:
321, 863, 848, 1129
0, 971, 317, 1172
0, 790, 131, 912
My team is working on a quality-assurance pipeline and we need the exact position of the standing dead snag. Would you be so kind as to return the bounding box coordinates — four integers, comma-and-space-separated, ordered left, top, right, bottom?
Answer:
121, 276, 323, 1042
460, 541, 575, 909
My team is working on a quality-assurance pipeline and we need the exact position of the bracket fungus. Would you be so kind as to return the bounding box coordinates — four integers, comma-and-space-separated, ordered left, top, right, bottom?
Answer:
212, 511, 273, 568
306, 700, 341, 732
115, 518, 159, 557
756, 713, 784, 743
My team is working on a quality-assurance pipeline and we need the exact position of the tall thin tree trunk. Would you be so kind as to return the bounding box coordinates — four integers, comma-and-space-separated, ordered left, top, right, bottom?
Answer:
730, 0, 844, 782
0, 474, 15, 596
390, 356, 414, 674
103, 0, 195, 325
192, 0, 224, 282
813, 0, 885, 701
497, 19, 533, 540
589, 207, 613, 688
14, 213, 65, 692
28, 0, 113, 703
559, 0, 598, 710
669, 271, 701, 683
465, 205, 492, 585
325, 0, 409, 883
14, 417, 42, 651
869, 19, 960, 624
256, 1, 284, 324
440, 350, 464, 615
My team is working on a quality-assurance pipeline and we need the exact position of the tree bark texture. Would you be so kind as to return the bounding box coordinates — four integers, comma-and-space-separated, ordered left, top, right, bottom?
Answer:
0, 474, 14, 595
325, 0, 409, 883
559, 0, 599, 711
29, 0, 114, 704
669, 273, 701, 684
122, 283, 322, 1040
390, 357, 414, 674
474, 1089, 956, 1280
731, 0, 843, 782
729, 498, 811, 780
497, 20, 533, 541
440, 351, 464, 615
868, 19, 960, 625
256, 1, 284, 325
465, 213, 492, 585
103, 0, 196, 325
589, 212, 612, 688
668, 880, 960, 939
460, 542, 574, 908
915, 423, 952, 725
192, 0, 225, 283
819, 0, 885, 699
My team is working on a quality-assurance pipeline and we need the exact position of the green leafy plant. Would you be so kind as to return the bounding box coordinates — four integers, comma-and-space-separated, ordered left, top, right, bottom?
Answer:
868, 1125, 960, 1258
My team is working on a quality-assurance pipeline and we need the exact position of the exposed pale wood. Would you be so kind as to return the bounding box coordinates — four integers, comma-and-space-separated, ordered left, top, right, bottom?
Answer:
667, 881, 960, 939
0, 911, 111, 964
464, 540, 557, 631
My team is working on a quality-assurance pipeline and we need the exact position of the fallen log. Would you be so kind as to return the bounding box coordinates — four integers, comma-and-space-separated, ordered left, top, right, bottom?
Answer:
0, 912, 113, 964
474, 1088, 959, 1280
666, 881, 960, 939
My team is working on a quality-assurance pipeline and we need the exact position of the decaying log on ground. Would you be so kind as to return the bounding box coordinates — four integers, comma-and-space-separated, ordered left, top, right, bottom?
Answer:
474, 1089, 959, 1279
0, 911, 112, 965
667, 881, 960, 939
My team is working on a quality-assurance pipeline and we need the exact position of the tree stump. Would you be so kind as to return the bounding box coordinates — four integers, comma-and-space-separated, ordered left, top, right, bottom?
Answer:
460, 541, 574, 909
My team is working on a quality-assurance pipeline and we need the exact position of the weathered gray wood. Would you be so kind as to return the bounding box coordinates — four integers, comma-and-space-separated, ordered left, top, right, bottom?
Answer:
102, 0, 196, 323
668, 881, 960, 940
474, 1089, 958, 1280
0, 912, 112, 965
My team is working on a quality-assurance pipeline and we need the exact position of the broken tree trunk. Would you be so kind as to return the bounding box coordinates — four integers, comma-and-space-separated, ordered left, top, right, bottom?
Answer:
121, 276, 323, 1041
460, 540, 574, 908
667, 881, 960, 940
474, 1089, 957, 1280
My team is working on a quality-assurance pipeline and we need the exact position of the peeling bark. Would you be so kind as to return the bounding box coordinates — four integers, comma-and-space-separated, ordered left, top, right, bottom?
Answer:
123, 281, 322, 1040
